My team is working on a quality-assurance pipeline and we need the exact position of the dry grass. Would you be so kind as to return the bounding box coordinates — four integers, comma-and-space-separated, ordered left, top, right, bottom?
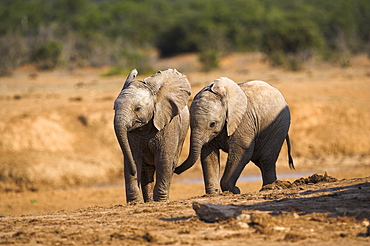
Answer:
0, 53, 369, 192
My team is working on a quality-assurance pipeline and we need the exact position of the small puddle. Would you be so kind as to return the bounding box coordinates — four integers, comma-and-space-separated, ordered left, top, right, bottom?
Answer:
179, 172, 314, 184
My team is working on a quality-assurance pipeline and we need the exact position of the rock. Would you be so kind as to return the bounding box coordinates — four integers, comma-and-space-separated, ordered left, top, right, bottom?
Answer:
236, 213, 251, 221
192, 202, 242, 223
292, 212, 300, 219
335, 208, 370, 220
361, 220, 369, 227
235, 221, 250, 229
272, 226, 289, 232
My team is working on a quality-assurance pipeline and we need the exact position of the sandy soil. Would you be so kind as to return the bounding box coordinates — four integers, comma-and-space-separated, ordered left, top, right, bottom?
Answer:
1, 53, 370, 244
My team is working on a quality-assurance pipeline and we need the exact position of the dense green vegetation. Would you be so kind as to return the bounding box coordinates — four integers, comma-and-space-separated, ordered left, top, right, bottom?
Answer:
0, 0, 369, 75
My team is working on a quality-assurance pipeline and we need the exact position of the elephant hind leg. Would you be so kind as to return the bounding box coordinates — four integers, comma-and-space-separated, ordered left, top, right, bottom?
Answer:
253, 156, 278, 186
257, 133, 288, 186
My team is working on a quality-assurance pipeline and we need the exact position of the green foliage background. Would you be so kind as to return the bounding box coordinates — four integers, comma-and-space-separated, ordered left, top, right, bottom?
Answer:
0, 0, 369, 75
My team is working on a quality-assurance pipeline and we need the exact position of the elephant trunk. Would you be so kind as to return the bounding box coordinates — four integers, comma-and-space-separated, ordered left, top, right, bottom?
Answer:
174, 133, 204, 174
114, 116, 136, 176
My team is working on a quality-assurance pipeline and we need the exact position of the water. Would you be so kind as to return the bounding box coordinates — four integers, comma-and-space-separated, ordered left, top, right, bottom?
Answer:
179, 172, 314, 184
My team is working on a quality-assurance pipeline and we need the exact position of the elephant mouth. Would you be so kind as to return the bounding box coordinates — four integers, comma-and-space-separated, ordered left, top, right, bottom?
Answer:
210, 131, 220, 139
130, 120, 146, 131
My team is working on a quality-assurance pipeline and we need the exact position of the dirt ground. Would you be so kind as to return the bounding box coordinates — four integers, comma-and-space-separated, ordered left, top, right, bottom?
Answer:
1, 53, 370, 244
1, 175, 369, 245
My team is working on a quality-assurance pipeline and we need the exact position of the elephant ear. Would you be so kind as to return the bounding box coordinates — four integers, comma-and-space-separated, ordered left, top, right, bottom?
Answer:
143, 69, 191, 131
211, 77, 248, 136
123, 69, 138, 89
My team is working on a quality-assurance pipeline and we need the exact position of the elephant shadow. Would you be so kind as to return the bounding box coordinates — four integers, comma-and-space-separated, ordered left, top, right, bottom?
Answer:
159, 181, 370, 222
238, 182, 370, 220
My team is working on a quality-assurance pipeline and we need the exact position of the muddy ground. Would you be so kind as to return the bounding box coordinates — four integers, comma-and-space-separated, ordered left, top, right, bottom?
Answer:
1, 174, 369, 245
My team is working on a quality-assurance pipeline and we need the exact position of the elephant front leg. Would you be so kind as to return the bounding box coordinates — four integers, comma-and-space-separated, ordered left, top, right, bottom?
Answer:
141, 164, 155, 202
201, 144, 221, 194
153, 158, 173, 202
220, 142, 255, 194
124, 156, 143, 203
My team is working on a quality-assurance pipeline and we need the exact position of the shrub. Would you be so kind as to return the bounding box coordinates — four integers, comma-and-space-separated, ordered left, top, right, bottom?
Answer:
198, 50, 220, 72
0, 0, 369, 73
0, 33, 28, 76
32, 41, 63, 70
261, 13, 323, 70
102, 47, 155, 77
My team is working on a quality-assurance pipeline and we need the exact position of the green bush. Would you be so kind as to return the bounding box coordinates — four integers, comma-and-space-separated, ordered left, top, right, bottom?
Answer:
0, 32, 27, 76
102, 47, 155, 77
261, 13, 323, 70
0, 0, 369, 73
32, 41, 63, 70
101, 67, 127, 77
198, 50, 220, 72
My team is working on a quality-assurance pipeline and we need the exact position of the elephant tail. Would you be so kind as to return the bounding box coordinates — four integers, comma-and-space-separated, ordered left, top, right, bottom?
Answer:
286, 134, 295, 170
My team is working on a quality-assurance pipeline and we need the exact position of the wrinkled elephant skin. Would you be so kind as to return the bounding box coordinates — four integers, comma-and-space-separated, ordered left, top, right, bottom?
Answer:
175, 78, 294, 194
114, 69, 190, 203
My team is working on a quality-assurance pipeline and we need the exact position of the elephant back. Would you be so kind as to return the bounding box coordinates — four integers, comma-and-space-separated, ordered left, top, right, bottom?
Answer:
239, 80, 289, 127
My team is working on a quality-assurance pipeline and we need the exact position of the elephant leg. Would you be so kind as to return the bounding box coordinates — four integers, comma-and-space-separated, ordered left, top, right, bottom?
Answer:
201, 144, 221, 194
124, 156, 143, 203
153, 160, 172, 202
255, 133, 286, 186
220, 142, 255, 194
153, 143, 175, 202
141, 163, 155, 202
255, 154, 279, 187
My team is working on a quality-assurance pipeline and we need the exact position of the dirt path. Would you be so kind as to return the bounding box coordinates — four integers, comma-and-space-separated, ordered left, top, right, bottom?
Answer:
1, 175, 369, 245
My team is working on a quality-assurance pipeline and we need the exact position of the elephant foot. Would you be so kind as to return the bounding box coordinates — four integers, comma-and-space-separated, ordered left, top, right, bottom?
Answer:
153, 193, 169, 202
154, 196, 169, 202
221, 181, 241, 194
231, 186, 241, 194
221, 186, 240, 194
126, 193, 144, 203
127, 198, 144, 204
144, 197, 154, 203
154, 199, 169, 203
206, 188, 221, 194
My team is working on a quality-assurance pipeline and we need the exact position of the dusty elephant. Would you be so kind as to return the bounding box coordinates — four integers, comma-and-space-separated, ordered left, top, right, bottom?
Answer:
175, 77, 294, 194
114, 69, 191, 202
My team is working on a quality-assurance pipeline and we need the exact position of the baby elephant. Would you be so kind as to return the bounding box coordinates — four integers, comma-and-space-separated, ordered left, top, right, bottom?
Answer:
175, 77, 294, 194
114, 69, 191, 203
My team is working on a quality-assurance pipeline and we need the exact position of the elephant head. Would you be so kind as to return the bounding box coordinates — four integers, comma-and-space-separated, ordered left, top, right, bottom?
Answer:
175, 77, 248, 174
114, 69, 191, 176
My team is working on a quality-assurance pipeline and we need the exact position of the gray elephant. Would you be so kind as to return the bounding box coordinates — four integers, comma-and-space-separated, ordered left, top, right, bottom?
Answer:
114, 69, 191, 203
175, 77, 294, 194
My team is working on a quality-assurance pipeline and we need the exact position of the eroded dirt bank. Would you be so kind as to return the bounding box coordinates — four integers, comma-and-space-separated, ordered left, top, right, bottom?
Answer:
1, 175, 369, 245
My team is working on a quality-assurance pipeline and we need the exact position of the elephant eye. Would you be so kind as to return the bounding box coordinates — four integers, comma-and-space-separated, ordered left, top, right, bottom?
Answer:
209, 122, 216, 128
134, 106, 141, 111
